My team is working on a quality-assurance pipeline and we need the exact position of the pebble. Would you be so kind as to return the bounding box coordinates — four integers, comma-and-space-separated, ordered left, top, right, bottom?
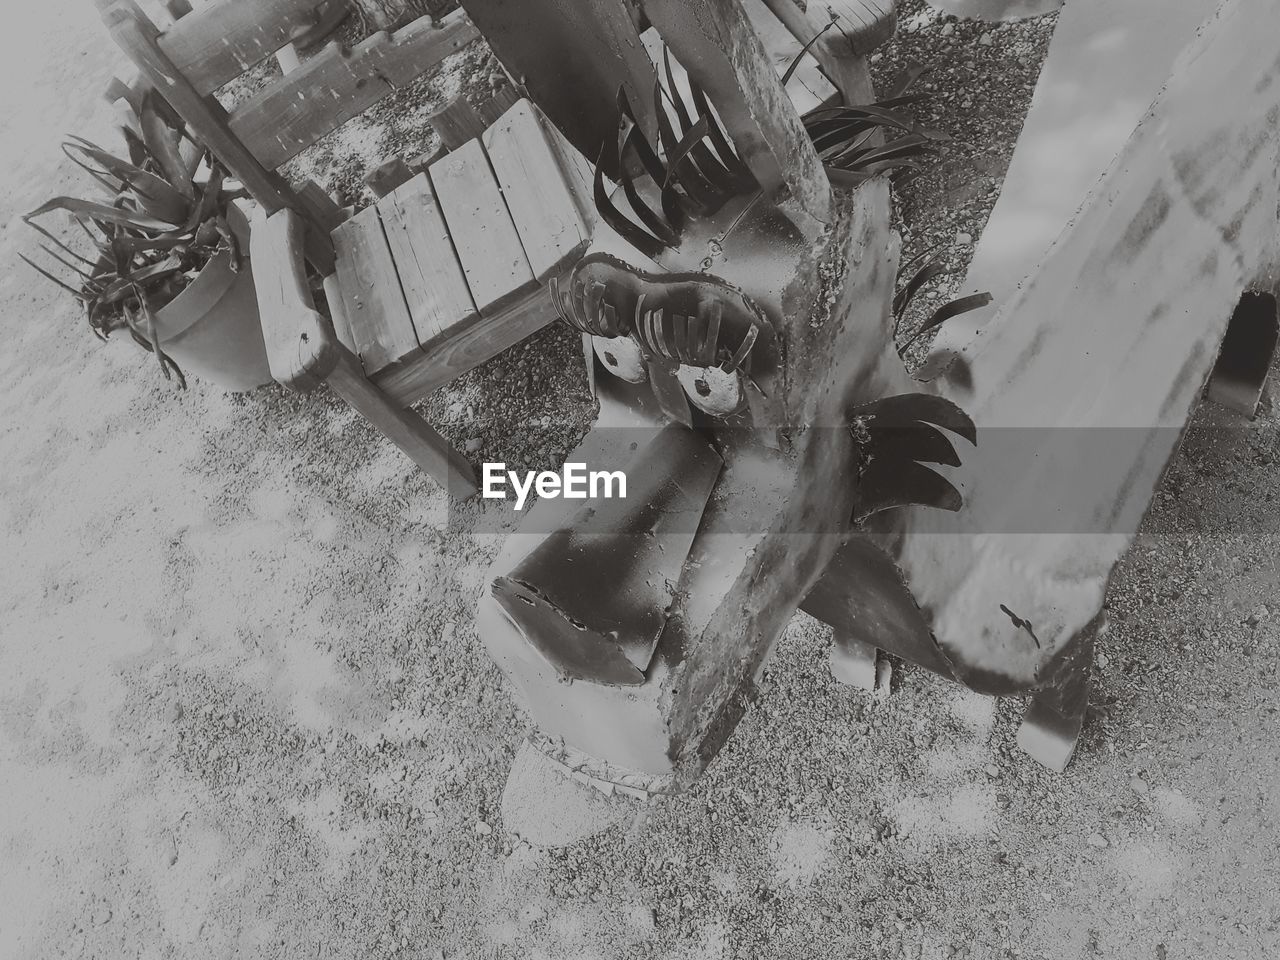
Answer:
474, 820, 493, 836
978, 33, 994, 46
985, 764, 1000, 778
1130, 776, 1150, 796
465, 437, 483, 453
1086, 833, 1109, 849
941, 22, 955, 37
165, 701, 184, 723
956, 231, 973, 245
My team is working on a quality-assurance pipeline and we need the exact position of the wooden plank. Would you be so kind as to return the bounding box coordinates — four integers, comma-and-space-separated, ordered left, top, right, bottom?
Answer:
643, 0, 831, 221
229, 11, 482, 170
327, 348, 480, 499
739, 0, 837, 115
377, 174, 478, 349
331, 205, 418, 374
375, 286, 553, 407
249, 208, 338, 393
429, 139, 535, 314
94, 0, 336, 273
482, 100, 593, 281
160, 0, 353, 96
460, 0, 656, 181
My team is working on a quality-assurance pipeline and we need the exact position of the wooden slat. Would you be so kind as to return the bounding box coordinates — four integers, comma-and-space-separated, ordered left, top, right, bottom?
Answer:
429, 140, 535, 314
229, 11, 482, 170
482, 100, 593, 281
375, 286, 554, 407
377, 174, 478, 349
160, 0, 352, 96
331, 205, 418, 374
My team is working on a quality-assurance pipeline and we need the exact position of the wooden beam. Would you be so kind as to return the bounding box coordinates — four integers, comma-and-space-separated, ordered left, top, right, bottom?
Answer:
459, 0, 657, 181
228, 11, 481, 170
160, 0, 355, 96
642, 0, 832, 221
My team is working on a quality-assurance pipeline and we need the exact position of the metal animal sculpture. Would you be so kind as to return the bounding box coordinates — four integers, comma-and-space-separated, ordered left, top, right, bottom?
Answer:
472, 0, 1280, 841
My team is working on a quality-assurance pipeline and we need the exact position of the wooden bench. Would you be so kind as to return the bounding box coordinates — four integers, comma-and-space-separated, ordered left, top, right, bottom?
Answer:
95, 0, 896, 498
96, 0, 594, 498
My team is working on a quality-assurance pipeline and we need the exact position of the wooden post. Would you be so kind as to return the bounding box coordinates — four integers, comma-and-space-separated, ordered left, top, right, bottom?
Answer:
364, 156, 414, 198
642, 0, 832, 222
459, 0, 656, 179
427, 96, 486, 150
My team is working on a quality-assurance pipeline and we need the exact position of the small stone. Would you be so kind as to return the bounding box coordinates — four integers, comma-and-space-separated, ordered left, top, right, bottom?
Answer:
1130, 776, 1150, 796
91, 906, 113, 926
465, 437, 483, 454
956, 231, 973, 246
1086, 833, 1109, 848
985, 764, 1000, 778
1246, 604, 1270, 627
474, 820, 493, 836
941, 22, 955, 37
165, 701, 184, 723
978, 33, 993, 46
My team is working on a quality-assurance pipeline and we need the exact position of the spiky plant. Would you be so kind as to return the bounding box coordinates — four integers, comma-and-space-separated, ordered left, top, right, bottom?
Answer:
22, 91, 246, 388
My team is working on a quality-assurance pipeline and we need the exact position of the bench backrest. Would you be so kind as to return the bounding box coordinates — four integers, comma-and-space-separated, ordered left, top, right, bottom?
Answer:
96, 0, 834, 270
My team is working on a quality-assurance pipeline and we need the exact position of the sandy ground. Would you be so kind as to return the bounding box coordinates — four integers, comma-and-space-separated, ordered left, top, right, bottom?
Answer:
2, 2, 1279, 959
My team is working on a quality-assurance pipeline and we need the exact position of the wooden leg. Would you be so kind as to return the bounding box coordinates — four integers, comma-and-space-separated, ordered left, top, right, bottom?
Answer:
326, 347, 480, 499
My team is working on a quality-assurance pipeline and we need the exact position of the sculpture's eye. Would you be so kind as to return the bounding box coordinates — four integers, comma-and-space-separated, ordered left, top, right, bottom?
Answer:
592, 335, 648, 383
677, 363, 743, 416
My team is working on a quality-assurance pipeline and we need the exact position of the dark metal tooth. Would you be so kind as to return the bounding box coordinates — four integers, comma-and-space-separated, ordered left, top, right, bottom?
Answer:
702, 300, 722, 366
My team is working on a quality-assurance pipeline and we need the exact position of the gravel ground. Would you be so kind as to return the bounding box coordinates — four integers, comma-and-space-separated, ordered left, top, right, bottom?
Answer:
2, 3, 1278, 960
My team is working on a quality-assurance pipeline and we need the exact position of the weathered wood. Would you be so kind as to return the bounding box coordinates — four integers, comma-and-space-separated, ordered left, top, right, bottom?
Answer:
427, 96, 486, 151
331, 205, 418, 373
275, 44, 302, 75
459, 0, 656, 181
643, 0, 832, 222
163, 0, 192, 22
891, 0, 1280, 690
374, 285, 553, 406
483, 100, 593, 280
324, 273, 357, 355
250, 208, 340, 393
293, 178, 347, 233
430, 139, 536, 314
761, 0, 897, 58
377, 174, 478, 349
365, 156, 414, 198
327, 348, 481, 498
93, 0, 336, 273
228, 11, 482, 170
739, 0, 837, 114
160, 0, 356, 96
475, 84, 521, 127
